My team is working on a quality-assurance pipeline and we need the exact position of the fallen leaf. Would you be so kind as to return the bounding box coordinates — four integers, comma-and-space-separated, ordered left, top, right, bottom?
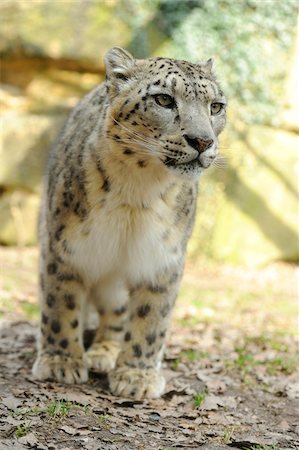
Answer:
58, 425, 77, 435
276, 419, 290, 432
286, 381, 299, 399
18, 432, 38, 446
200, 395, 219, 411
200, 395, 237, 411
1, 395, 23, 410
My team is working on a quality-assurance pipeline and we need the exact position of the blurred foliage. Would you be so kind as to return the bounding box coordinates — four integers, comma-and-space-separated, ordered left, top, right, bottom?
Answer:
123, 0, 298, 125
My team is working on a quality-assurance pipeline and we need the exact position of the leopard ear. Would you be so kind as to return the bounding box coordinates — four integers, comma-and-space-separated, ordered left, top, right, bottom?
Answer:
197, 57, 216, 78
104, 47, 135, 82
205, 58, 215, 74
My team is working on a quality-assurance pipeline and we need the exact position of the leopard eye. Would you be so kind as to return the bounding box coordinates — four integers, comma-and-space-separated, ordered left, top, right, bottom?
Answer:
210, 102, 224, 115
154, 94, 175, 109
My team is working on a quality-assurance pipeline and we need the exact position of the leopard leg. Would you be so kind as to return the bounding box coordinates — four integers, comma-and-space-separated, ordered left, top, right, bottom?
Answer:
32, 255, 88, 384
86, 277, 129, 373
109, 279, 179, 399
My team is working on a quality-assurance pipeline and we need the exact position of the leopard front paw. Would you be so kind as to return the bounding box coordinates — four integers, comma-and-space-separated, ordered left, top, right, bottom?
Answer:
32, 352, 88, 384
109, 367, 165, 399
86, 341, 120, 373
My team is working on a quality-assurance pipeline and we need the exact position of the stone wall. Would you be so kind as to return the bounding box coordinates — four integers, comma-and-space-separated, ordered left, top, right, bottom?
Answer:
0, 39, 298, 266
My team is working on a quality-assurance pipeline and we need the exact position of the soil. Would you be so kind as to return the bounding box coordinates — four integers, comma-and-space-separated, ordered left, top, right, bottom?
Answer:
0, 247, 298, 450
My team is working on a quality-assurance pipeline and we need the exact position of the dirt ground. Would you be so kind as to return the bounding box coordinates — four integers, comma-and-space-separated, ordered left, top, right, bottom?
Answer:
0, 247, 298, 450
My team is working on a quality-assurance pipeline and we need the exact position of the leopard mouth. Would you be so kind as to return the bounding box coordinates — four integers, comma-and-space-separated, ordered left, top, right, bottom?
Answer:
164, 156, 204, 170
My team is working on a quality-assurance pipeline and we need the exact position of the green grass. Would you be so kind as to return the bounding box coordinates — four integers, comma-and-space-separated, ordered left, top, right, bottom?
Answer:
180, 348, 208, 361
169, 358, 180, 370
12, 406, 43, 418
15, 422, 31, 438
244, 445, 281, 450
234, 347, 257, 371
265, 356, 298, 375
47, 400, 71, 418
20, 301, 39, 319
97, 414, 109, 423
223, 426, 234, 444
193, 391, 206, 408
178, 272, 297, 336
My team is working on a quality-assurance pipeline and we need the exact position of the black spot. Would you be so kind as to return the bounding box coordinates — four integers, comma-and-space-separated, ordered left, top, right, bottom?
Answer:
57, 273, 78, 282
74, 202, 87, 219
153, 79, 161, 86
145, 350, 154, 358
169, 272, 179, 283
40, 274, 45, 291
42, 313, 48, 325
59, 338, 69, 349
132, 344, 142, 358
47, 263, 57, 275
63, 191, 74, 207
97, 161, 111, 192
137, 304, 151, 318
71, 318, 78, 328
51, 320, 61, 334
114, 305, 127, 316
161, 303, 171, 317
160, 330, 166, 338
54, 225, 65, 241
124, 331, 131, 342
62, 240, 72, 254
102, 177, 110, 192
123, 148, 134, 155
138, 160, 147, 168
47, 335, 55, 345
47, 293, 56, 308
148, 285, 167, 294
146, 333, 156, 345
64, 293, 76, 310
108, 325, 124, 332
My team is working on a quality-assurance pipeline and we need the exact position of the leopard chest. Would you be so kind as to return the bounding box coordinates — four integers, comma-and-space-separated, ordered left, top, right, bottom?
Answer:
70, 199, 182, 286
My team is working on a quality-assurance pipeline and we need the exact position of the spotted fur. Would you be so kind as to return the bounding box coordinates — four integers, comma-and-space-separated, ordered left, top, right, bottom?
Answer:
32, 47, 227, 399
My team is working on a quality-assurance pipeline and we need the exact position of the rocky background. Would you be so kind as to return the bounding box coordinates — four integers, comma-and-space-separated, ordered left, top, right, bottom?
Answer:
0, 0, 298, 266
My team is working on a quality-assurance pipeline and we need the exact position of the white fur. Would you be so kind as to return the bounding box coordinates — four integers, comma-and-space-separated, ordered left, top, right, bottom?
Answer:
70, 197, 181, 289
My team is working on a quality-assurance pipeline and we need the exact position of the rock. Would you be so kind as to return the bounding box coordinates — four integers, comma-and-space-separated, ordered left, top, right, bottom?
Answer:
190, 125, 299, 266
0, 111, 66, 192
0, 190, 40, 245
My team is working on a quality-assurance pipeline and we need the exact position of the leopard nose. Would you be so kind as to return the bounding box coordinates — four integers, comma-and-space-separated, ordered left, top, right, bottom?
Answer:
184, 135, 214, 154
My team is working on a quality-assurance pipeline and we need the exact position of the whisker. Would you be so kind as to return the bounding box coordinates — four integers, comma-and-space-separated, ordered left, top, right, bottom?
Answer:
213, 161, 227, 168
120, 136, 172, 157
120, 137, 161, 156
110, 115, 157, 146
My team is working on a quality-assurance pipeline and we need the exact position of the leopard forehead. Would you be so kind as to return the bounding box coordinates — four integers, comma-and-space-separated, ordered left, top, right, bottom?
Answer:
145, 57, 212, 78
142, 58, 216, 86
133, 57, 223, 102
